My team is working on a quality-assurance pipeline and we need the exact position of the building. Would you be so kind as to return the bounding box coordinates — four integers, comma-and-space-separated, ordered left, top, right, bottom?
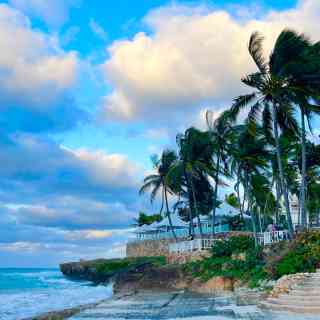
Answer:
127, 203, 242, 258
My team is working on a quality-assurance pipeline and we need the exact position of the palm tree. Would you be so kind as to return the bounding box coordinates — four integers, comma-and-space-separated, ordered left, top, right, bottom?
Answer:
229, 125, 271, 242
275, 33, 320, 227
167, 128, 214, 238
227, 30, 312, 237
139, 150, 178, 240
206, 110, 233, 235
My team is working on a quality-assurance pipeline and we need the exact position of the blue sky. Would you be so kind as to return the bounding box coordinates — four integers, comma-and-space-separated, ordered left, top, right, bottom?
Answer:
1, 0, 319, 267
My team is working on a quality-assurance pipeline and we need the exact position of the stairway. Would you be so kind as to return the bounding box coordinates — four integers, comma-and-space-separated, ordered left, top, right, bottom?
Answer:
261, 271, 320, 314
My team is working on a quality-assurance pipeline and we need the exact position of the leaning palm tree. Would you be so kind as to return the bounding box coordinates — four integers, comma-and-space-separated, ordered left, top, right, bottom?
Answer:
229, 125, 271, 243
206, 110, 233, 235
227, 30, 314, 237
275, 34, 320, 227
167, 128, 214, 238
139, 150, 178, 240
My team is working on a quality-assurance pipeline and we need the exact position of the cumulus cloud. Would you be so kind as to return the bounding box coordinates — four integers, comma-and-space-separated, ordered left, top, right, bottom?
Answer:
0, 133, 142, 204
0, 4, 84, 133
10, 197, 137, 229
8, 0, 81, 27
101, 0, 320, 127
0, 5, 78, 104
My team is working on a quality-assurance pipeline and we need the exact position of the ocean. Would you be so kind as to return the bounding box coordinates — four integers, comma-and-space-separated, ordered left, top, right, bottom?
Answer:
0, 268, 113, 320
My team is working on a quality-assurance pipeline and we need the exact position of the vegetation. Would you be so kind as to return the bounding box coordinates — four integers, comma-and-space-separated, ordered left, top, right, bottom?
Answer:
96, 256, 166, 276
138, 29, 320, 237
134, 212, 162, 227
186, 236, 267, 288
185, 232, 320, 288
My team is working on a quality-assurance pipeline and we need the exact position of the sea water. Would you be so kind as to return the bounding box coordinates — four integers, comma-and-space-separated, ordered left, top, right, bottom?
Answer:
0, 268, 113, 320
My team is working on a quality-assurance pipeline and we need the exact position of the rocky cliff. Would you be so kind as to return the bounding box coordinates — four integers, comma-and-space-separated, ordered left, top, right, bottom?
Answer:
60, 257, 237, 295
60, 259, 112, 283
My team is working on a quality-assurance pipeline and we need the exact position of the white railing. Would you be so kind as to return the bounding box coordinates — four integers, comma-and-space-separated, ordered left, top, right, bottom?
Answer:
169, 231, 290, 254
169, 238, 217, 254
257, 231, 289, 246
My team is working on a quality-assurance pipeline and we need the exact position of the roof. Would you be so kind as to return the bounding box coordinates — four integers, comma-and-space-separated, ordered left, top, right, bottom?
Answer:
134, 214, 188, 233
212, 202, 249, 218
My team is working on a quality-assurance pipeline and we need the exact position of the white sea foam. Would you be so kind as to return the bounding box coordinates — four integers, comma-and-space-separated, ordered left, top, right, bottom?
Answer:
0, 269, 113, 320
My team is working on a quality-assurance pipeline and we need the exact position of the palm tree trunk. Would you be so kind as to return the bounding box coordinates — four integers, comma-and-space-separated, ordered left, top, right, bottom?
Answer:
275, 180, 281, 226
212, 152, 220, 236
190, 176, 204, 238
184, 169, 195, 237
164, 186, 177, 241
300, 108, 307, 228
251, 206, 258, 247
235, 177, 243, 217
259, 207, 263, 233
245, 172, 257, 246
159, 188, 165, 216
272, 105, 294, 237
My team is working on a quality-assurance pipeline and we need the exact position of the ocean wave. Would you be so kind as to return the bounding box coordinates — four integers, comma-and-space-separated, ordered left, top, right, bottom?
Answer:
0, 269, 113, 320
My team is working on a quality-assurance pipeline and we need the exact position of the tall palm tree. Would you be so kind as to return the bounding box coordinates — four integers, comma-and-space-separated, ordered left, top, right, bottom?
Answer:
275, 34, 320, 227
227, 30, 311, 237
206, 110, 233, 235
139, 150, 178, 240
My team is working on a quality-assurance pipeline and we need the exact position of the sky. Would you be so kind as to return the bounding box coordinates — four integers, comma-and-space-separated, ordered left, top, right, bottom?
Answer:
0, 0, 319, 267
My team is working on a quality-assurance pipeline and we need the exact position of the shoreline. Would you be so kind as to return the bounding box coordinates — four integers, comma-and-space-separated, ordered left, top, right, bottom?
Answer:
21, 292, 136, 320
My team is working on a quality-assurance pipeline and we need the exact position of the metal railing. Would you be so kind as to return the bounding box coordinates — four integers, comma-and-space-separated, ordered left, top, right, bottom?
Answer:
256, 230, 289, 246
169, 238, 217, 254
169, 231, 290, 254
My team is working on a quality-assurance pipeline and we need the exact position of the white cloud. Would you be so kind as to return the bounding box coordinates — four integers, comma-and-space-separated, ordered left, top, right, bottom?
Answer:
101, 0, 320, 126
9, 0, 80, 27
0, 4, 78, 110
70, 148, 142, 189
9, 196, 137, 229
90, 19, 108, 41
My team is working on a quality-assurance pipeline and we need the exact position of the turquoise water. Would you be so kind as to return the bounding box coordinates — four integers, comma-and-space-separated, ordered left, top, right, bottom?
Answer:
0, 268, 112, 320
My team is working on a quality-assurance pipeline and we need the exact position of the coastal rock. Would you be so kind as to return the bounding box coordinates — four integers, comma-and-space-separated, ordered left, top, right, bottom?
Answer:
190, 276, 234, 294
268, 273, 309, 298
167, 251, 210, 264
60, 259, 111, 283
113, 263, 190, 294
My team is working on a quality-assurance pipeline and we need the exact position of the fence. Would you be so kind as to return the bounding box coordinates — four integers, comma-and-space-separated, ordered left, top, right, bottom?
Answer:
169, 238, 217, 254
256, 230, 290, 246
169, 231, 290, 254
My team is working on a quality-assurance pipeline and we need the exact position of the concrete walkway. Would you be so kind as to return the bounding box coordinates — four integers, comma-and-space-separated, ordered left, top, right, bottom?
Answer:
70, 292, 265, 319
261, 271, 320, 314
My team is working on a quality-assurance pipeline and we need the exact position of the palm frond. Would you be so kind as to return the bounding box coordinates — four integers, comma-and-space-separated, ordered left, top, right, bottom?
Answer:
248, 31, 268, 73
150, 180, 162, 203
139, 180, 157, 196
270, 28, 311, 75
229, 93, 257, 122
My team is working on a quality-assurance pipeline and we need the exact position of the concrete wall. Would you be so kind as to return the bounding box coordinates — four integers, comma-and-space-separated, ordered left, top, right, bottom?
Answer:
126, 239, 178, 257
126, 231, 253, 258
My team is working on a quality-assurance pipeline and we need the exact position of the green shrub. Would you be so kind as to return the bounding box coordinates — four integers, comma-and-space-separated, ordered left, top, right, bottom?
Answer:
188, 232, 320, 288
275, 242, 320, 277
211, 235, 255, 258
188, 235, 266, 287
96, 256, 166, 275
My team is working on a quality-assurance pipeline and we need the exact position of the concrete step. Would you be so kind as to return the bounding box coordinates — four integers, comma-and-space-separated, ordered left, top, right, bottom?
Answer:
276, 295, 320, 302
267, 298, 320, 307
260, 301, 320, 314
288, 288, 320, 295
292, 285, 320, 291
